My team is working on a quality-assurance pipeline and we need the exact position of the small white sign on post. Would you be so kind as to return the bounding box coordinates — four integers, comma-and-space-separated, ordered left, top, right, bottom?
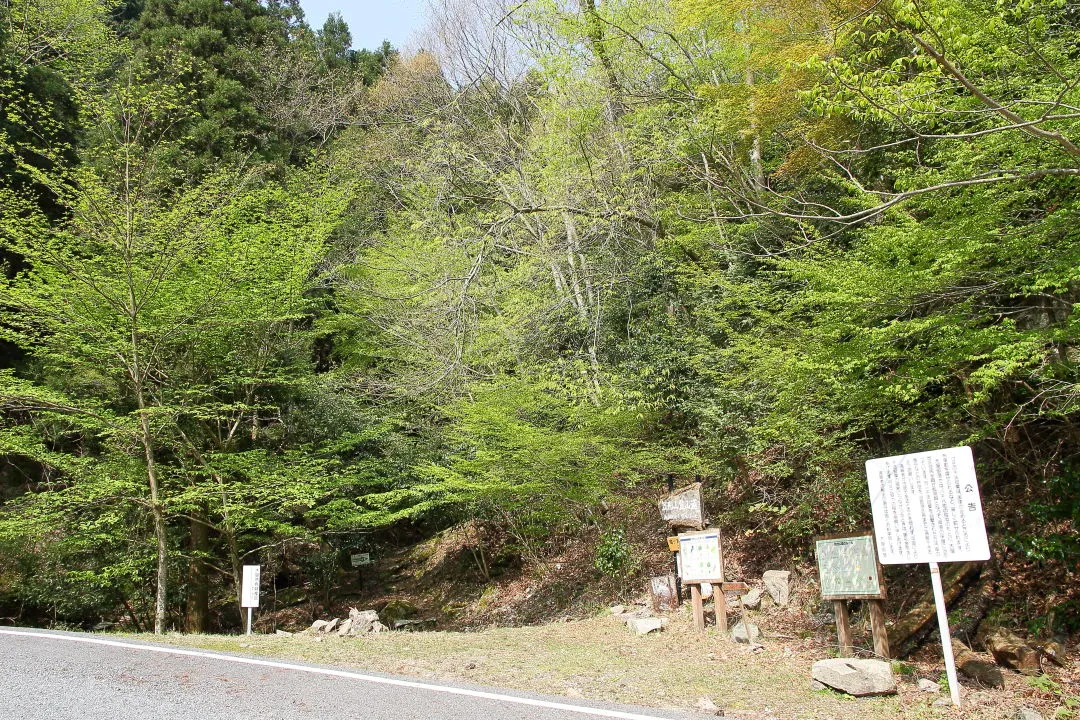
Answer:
241, 564, 261, 636
350, 552, 371, 567
865, 446, 990, 708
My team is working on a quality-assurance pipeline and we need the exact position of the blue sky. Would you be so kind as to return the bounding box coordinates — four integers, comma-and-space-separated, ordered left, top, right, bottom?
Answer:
301, 0, 427, 52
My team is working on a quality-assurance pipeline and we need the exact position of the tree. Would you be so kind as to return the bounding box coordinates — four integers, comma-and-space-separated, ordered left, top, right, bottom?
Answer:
0, 66, 347, 631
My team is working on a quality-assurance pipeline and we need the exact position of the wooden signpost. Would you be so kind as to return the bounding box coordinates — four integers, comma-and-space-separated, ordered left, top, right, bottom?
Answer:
677, 529, 728, 632
656, 483, 751, 635
815, 532, 889, 658
866, 446, 991, 708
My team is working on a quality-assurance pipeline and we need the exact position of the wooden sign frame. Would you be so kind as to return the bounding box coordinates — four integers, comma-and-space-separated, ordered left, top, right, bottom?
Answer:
814, 532, 886, 601
815, 532, 889, 659
677, 529, 725, 584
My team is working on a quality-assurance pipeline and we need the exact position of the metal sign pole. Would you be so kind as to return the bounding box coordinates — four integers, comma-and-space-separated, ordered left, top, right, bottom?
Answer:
929, 562, 961, 707
246, 607, 253, 636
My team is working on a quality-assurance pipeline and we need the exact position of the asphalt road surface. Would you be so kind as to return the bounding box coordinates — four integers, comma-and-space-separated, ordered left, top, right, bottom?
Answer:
0, 628, 711, 720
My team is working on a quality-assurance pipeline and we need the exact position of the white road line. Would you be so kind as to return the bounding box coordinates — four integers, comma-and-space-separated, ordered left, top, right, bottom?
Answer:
0, 629, 675, 720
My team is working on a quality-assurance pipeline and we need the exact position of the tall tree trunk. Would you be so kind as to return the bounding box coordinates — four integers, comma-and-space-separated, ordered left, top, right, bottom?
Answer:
577, 0, 622, 120
135, 389, 168, 635
184, 506, 210, 633
746, 68, 765, 191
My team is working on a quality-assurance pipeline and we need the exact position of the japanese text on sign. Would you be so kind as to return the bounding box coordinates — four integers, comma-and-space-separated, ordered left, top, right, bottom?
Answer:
866, 446, 990, 564
816, 534, 883, 599
241, 565, 261, 608
677, 530, 724, 583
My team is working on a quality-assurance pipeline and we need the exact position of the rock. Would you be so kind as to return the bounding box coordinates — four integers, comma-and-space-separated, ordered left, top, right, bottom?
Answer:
695, 696, 720, 714
627, 617, 664, 636
1015, 709, 1044, 720
609, 604, 626, 616
337, 619, 353, 636
313, 636, 323, 642
933, 697, 952, 707
1039, 641, 1067, 666
748, 643, 765, 653
731, 619, 761, 644
323, 618, 340, 633
742, 587, 763, 610
309, 619, 329, 633
917, 678, 940, 693
348, 608, 380, 634
275, 629, 293, 637
811, 658, 897, 697
952, 639, 1004, 688
809, 680, 827, 691
613, 607, 650, 623
370, 621, 388, 633
392, 618, 437, 631
380, 599, 419, 625
762, 570, 791, 606
985, 629, 1042, 675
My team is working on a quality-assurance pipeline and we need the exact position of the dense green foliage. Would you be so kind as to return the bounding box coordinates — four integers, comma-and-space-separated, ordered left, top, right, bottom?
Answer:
1, 0, 1077, 633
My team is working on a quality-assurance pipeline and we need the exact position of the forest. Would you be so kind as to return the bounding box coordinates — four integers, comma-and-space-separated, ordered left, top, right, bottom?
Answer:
0, 0, 1077, 638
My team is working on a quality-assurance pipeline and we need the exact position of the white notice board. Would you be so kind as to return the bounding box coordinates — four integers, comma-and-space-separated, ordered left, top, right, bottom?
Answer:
350, 553, 371, 567
677, 530, 724, 584
241, 565, 261, 608
866, 446, 990, 565
816, 534, 884, 599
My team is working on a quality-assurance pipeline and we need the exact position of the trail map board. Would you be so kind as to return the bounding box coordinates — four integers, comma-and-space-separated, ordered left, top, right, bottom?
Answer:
677, 529, 723, 584
815, 534, 884, 600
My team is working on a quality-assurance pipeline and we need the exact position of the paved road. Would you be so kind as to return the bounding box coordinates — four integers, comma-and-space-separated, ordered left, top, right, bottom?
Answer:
0, 628, 710, 720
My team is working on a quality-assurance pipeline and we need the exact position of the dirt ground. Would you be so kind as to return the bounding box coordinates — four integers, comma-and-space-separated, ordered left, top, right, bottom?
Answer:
141, 602, 1076, 720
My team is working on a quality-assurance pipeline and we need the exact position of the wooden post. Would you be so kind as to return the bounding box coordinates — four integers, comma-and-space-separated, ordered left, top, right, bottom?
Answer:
868, 599, 890, 659
691, 583, 705, 633
833, 600, 853, 656
715, 586, 728, 631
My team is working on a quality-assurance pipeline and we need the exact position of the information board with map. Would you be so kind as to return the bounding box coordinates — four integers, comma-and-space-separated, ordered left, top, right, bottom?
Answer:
677, 530, 724, 584
815, 533, 884, 600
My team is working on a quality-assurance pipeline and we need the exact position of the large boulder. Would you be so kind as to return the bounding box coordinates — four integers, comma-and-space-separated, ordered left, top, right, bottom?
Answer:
348, 608, 381, 635
380, 599, 419, 626
811, 659, 897, 697
762, 570, 791, 606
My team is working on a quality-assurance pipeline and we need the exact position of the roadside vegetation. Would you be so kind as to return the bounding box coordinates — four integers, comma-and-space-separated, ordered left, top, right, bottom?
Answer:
1, 0, 1077, 699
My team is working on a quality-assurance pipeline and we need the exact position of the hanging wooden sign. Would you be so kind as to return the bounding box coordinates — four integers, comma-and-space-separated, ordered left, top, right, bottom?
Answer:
658, 483, 705, 530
